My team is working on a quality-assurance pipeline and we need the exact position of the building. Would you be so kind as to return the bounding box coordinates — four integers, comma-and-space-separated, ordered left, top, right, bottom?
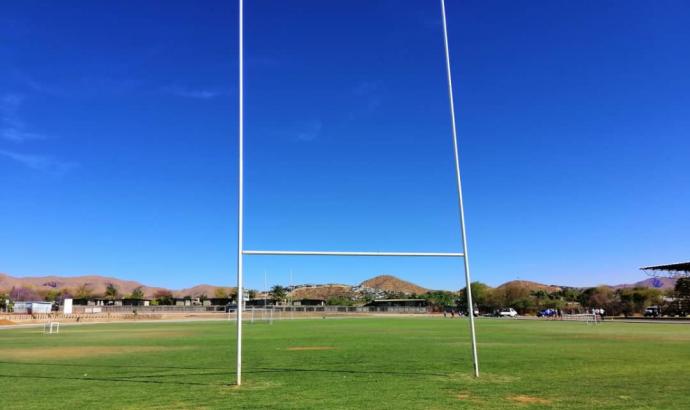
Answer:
641, 261, 690, 276
365, 299, 427, 308
13, 301, 53, 314
292, 298, 326, 306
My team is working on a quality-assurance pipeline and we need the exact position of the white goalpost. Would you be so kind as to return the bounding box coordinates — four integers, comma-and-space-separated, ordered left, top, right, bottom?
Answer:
235, 0, 478, 385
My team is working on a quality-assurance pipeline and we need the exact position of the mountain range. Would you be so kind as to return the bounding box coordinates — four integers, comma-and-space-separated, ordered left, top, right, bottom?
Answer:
0, 272, 677, 299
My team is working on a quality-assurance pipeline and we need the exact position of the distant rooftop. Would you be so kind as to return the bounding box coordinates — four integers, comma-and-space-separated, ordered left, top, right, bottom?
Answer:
641, 261, 690, 273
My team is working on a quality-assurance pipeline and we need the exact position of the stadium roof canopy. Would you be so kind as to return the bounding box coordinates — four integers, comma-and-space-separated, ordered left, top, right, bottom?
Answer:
641, 261, 690, 273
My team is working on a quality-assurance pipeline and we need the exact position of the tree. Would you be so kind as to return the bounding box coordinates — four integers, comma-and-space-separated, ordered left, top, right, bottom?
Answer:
247, 289, 257, 300
59, 288, 73, 303
270, 285, 288, 304
326, 296, 354, 306
153, 289, 174, 305
104, 283, 119, 300
199, 293, 208, 303
618, 287, 662, 316
75, 283, 94, 299
9, 286, 41, 301
214, 287, 229, 298
0, 292, 8, 311
130, 287, 145, 300
558, 287, 583, 302
579, 286, 620, 315
458, 282, 492, 313
531, 290, 549, 309
423, 291, 457, 312
675, 277, 690, 315
43, 289, 61, 302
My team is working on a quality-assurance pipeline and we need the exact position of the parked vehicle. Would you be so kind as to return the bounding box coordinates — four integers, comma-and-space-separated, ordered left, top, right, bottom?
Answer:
644, 306, 661, 318
495, 308, 518, 318
537, 308, 557, 318
225, 303, 238, 313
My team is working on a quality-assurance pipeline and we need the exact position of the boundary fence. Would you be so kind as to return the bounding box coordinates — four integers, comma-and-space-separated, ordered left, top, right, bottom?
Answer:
0, 305, 429, 323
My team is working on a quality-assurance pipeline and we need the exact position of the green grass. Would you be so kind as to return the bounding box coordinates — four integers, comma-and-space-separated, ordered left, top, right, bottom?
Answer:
1, 318, 689, 409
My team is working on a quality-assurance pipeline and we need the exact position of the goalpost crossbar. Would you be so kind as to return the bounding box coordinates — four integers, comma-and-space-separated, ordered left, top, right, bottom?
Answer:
243, 250, 465, 257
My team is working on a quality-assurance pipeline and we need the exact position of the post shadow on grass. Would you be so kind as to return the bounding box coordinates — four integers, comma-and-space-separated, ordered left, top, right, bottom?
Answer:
0, 362, 450, 387
0, 360, 220, 371
247, 367, 449, 378
0, 373, 224, 387
0, 361, 450, 378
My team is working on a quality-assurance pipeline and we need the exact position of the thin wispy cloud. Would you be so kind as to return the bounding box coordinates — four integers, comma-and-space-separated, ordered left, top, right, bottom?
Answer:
10, 69, 58, 94
353, 81, 379, 96
295, 120, 323, 142
1, 94, 48, 143
0, 150, 77, 174
348, 81, 383, 118
163, 85, 220, 100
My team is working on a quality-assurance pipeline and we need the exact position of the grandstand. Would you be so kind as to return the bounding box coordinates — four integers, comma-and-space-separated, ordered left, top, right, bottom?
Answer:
641, 261, 690, 277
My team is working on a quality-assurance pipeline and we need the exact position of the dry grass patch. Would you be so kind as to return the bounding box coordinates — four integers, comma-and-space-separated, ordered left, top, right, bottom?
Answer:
508, 395, 552, 405
456, 392, 470, 400
0, 345, 187, 360
98, 330, 197, 339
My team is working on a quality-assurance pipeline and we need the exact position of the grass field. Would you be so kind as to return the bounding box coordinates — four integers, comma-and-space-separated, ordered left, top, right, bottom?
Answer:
1, 317, 689, 409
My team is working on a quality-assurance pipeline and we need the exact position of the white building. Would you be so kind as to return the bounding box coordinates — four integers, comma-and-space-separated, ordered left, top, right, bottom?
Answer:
13, 301, 53, 314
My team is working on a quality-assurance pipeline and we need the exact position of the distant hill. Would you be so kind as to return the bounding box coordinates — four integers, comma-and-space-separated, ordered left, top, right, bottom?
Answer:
0, 272, 168, 298
360, 275, 428, 295
290, 285, 353, 300
175, 284, 235, 298
0, 273, 230, 299
495, 280, 561, 293
1, 270, 681, 301
614, 277, 677, 290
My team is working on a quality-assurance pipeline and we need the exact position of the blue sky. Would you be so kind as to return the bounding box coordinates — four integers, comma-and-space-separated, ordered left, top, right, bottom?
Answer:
1, 0, 689, 291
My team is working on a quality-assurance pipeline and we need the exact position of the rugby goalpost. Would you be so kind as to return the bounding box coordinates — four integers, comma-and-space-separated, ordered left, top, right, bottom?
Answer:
235, 0, 478, 385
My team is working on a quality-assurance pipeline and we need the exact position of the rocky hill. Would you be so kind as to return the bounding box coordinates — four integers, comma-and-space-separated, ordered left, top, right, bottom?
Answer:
0, 272, 169, 298
175, 284, 235, 298
359, 275, 428, 295
2, 270, 680, 301
0, 272, 230, 299
290, 285, 354, 300
495, 280, 561, 293
614, 277, 677, 290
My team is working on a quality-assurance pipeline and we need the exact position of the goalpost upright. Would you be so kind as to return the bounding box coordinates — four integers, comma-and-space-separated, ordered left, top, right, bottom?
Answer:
235, 0, 478, 386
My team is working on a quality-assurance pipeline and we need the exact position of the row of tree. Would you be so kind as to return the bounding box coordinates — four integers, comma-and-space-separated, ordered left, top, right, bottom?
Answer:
456, 278, 690, 316
0, 283, 258, 307
4, 278, 688, 316
1, 283, 146, 305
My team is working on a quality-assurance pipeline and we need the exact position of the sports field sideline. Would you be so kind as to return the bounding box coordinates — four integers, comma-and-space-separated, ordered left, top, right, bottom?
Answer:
1, 318, 689, 409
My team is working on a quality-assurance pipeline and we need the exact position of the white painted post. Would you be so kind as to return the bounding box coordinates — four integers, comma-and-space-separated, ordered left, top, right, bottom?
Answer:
236, 0, 245, 386
441, 0, 479, 377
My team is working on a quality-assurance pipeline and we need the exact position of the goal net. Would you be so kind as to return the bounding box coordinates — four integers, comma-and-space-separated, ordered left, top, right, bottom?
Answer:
562, 313, 599, 324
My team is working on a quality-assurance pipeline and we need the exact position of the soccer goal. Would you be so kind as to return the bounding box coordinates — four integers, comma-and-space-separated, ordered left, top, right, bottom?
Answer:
43, 321, 60, 334
562, 313, 598, 324
248, 307, 274, 325
227, 307, 276, 324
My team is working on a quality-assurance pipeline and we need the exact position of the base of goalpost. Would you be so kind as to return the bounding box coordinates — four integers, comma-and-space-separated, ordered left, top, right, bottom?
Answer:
43, 321, 60, 334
